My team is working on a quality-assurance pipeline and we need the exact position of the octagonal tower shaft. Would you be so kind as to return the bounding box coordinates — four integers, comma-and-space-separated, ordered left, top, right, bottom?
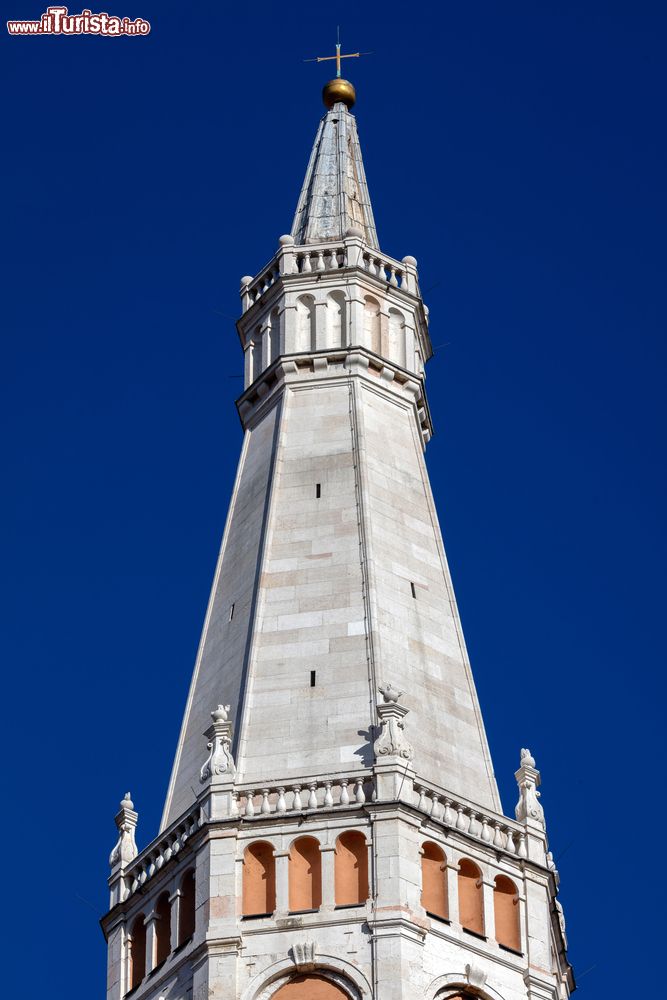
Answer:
160, 103, 501, 830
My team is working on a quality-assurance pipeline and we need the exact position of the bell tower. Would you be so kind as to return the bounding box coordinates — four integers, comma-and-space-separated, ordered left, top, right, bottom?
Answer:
102, 71, 574, 1000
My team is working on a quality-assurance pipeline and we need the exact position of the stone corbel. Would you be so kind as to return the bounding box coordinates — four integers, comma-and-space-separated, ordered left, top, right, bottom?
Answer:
291, 941, 317, 972
465, 962, 488, 990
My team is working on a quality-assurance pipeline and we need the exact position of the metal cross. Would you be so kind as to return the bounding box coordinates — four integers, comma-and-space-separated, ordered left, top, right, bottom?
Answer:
304, 27, 371, 78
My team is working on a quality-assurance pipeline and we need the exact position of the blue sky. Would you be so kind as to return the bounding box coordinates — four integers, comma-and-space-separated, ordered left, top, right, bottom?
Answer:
3, 2, 665, 995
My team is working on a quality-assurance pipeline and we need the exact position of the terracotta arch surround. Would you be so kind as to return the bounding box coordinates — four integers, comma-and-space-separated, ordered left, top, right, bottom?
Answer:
272, 975, 351, 1000
427, 973, 509, 1000
241, 955, 370, 1000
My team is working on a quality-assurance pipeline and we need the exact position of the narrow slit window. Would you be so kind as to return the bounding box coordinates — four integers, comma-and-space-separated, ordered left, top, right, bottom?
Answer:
310, 670, 316, 688
229, 603, 235, 621
410, 582, 417, 599
316, 483, 321, 498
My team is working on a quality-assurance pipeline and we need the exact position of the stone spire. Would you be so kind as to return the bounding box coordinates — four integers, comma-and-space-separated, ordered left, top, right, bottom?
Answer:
291, 101, 379, 248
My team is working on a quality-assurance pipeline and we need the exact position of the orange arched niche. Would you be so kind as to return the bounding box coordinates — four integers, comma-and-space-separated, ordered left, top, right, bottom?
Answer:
273, 974, 350, 1000
421, 842, 448, 919
154, 891, 171, 966
289, 837, 322, 912
335, 831, 368, 906
458, 858, 484, 935
128, 913, 146, 990
178, 868, 195, 944
243, 841, 276, 916
494, 874, 521, 951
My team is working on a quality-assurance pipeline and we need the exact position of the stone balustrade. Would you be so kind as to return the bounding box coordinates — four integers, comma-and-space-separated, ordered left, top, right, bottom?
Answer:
234, 773, 374, 818
413, 781, 527, 859
241, 240, 418, 313
124, 807, 202, 899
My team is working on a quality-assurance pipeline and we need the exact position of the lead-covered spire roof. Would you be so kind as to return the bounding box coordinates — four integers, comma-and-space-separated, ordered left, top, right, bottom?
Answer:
291, 99, 379, 249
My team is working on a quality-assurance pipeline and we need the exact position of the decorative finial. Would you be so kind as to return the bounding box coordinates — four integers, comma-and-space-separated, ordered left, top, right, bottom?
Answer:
109, 792, 138, 869
379, 682, 403, 704
515, 747, 545, 826
304, 29, 371, 109
374, 684, 414, 760
200, 704, 236, 783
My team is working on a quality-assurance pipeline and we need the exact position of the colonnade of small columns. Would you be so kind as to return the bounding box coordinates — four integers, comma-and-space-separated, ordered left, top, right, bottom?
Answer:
241, 830, 369, 918
420, 841, 523, 954
125, 867, 195, 994
243, 292, 422, 389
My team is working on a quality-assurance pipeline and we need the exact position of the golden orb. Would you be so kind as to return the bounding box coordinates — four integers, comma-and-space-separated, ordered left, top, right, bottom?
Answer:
323, 78, 356, 110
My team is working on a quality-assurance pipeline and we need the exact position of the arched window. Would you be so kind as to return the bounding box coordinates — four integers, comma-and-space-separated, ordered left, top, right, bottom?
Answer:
458, 859, 484, 936
296, 294, 316, 352
335, 831, 368, 906
272, 974, 350, 1000
178, 868, 195, 945
494, 875, 521, 952
243, 841, 276, 917
363, 296, 381, 354
250, 327, 262, 382
289, 836, 322, 912
128, 913, 146, 991
327, 290, 346, 348
421, 842, 448, 920
154, 891, 171, 967
388, 308, 406, 366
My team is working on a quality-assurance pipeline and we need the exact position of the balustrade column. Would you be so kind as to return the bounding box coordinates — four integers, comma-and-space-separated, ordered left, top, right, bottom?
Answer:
445, 861, 460, 925
274, 849, 290, 915
320, 844, 337, 911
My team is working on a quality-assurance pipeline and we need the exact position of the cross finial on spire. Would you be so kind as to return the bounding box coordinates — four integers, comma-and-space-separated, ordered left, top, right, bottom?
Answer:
304, 27, 371, 78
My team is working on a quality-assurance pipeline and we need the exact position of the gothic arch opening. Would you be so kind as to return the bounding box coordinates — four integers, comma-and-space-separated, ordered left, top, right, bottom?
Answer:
272, 974, 351, 1000
363, 296, 381, 355
458, 858, 484, 936
335, 830, 368, 906
154, 891, 171, 966
178, 868, 195, 944
327, 290, 346, 348
296, 294, 316, 352
388, 308, 406, 367
494, 874, 521, 952
289, 836, 322, 912
421, 841, 448, 920
128, 913, 146, 990
250, 326, 263, 382
270, 308, 282, 363
243, 841, 276, 917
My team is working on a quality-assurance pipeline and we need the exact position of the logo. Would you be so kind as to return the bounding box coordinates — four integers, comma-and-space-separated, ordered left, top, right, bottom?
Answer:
7, 6, 151, 35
